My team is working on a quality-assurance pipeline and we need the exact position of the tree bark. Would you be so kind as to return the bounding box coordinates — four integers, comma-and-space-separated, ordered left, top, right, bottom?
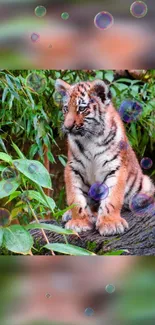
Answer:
30, 208, 155, 256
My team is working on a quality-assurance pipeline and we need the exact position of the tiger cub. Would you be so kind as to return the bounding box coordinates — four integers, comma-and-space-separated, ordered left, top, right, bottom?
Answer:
55, 78, 155, 235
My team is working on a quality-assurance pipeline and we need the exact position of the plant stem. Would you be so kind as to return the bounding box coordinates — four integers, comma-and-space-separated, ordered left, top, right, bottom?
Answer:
28, 203, 55, 256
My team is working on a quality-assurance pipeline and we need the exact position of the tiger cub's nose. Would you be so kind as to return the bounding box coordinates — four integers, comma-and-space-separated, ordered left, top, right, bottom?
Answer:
64, 113, 75, 130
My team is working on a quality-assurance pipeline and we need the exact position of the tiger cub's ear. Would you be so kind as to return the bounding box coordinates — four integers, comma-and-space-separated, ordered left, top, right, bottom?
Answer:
55, 79, 71, 96
90, 79, 112, 103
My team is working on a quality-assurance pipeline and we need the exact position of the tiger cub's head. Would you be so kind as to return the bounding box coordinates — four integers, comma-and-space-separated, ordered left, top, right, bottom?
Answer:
55, 79, 111, 136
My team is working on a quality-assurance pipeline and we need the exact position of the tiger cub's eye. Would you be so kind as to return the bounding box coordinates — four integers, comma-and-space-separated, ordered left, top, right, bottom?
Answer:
90, 98, 95, 103
79, 106, 87, 112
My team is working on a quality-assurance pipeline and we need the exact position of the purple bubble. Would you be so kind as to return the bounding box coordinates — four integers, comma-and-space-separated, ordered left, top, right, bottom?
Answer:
140, 157, 153, 170
119, 100, 142, 123
31, 33, 40, 43
94, 11, 114, 30
130, 193, 155, 216
130, 1, 148, 18
119, 140, 128, 151
88, 182, 109, 201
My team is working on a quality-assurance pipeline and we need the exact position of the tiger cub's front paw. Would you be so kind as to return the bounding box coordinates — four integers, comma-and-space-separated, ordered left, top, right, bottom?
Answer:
65, 218, 93, 233
96, 216, 129, 236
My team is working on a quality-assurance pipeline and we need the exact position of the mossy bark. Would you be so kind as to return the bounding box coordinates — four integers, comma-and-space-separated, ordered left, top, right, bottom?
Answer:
30, 208, 155, 256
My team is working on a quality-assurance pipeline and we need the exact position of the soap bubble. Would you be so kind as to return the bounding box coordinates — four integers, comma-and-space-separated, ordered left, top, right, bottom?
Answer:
2, 167, 18, 180
53, 91, 64, 105
94, 11, 114, 30
61, 12, 69, 20
130, 1, 148, 18
28, 163, 39, 174
84, 307, 94, 316
3, 181, 13, 193
140, 157, 153, 170
119, 140, 128, 151
26, 72, 47, 93
130, 193, 155, 217
34, 6, 47, 17
0, 208, 11, 227
45, 293, 51, 299
119, 100, 142, 123
88, 182, 109, 201
105, 284, 115, 294
31, 33, 40, 43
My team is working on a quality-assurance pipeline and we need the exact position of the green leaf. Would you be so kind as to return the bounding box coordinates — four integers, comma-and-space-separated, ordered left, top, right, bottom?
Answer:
58, 155, 67, 167
44, 243, 96, 255
0, 152, 12, 163
0, 164, 6, 171
29, 144, 38, 159
0, 138, 7, 153
104, 249, 129, 255
13, 159, 52, 189
8, 94, 14, 109
2, 87, 9, 103
26, 190, 56, 211
53, 204, 77, 218
12, 142, 26, 158
5, 191, 21, 205
47, 151, 56, 163
0, 179, 20, 199
5, 74, 15, 90
25, 222, 77, 236
3, 225, 33, 255
0, 228, 4, 246
104, 70, 114, 82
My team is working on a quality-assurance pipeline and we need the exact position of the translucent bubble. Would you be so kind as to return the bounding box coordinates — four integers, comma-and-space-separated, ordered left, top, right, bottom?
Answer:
28, 163, 39, 174
94, 11, 114, 30
105, 284, 115, 294
130, 193, 155, 217
26, 72, 47, 93
84, 307, 94, 316
119, 100, 142, 123
61, 12, 69, 20
53, 91, 64, 105
119, 140, 128, 151
140, 157, 153, 170
34, 6, 47, 17
3, 181, 13, 193
45, 293, 51, 299
130, 1, 148, 18
0, 208, 11, 227
31, 33, 40, 43
2, 167, 18, 180
49, 44, 52, 48
88, 182, 109, 201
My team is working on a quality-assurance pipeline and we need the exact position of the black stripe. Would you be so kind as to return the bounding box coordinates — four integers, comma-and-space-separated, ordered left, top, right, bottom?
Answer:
85, 117, 100, 125
75, 186, 88, 195
71, 151, 85, 169
105, 205, 109, 214
97, 130, 116, 147
103, 166, 120, 183
102, 152, 119, 167
125, 174, 138, 198
109, 203, 115, 210
104, 132, 116, 146
94, 149, 106, 159
75, 139, 90, 160
70, 166, 90, 187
